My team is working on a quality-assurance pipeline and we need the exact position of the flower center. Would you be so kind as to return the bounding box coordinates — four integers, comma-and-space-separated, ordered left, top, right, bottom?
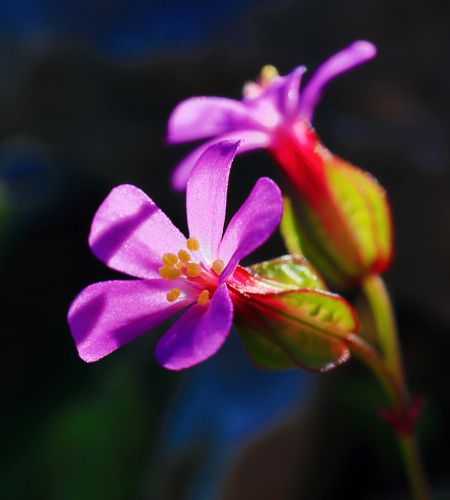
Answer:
158, 237, 224, 306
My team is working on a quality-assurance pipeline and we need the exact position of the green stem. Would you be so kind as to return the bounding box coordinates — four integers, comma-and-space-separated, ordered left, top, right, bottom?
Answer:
356, 274, 431, 500
398, 435, 431, 500
346, 334, 406, 419
347, 334, 430, 500
362, 274, 405, 388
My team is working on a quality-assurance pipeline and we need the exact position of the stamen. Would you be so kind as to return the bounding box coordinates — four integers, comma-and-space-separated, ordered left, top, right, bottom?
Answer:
260, 65, 279, 83
159, 265, 181, 280
197, 290, 210, 306
186, 237, 200, 251
178, 249, 191, 263
186, 262, 201, 278
166, 288, 181, 302
212, 259, 225, 275
162, 253, 178, 266
242, 81, 261, 99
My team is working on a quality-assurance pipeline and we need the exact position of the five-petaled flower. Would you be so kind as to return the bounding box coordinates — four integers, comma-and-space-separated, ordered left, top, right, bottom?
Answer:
68, 141, 283, 370
167, 41, 393, 289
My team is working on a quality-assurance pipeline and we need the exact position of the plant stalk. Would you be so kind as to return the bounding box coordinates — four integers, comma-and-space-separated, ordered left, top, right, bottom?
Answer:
398, 434, 431, 500
352, 274, 431, 500
362, 274, 405, 388
347, 334, 430, 499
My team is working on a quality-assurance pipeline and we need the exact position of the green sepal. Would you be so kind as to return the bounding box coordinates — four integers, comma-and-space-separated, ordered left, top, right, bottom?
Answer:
325, 158, 392, 275
279, 155, 393, 289
230, 261, 359, 372
281, 196, 352, 288
238, 323, 298, 370
249, 254, 326, 291
280, 196, 303, 256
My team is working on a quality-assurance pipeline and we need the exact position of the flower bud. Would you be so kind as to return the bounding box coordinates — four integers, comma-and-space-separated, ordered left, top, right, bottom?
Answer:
270, 121, 393, 289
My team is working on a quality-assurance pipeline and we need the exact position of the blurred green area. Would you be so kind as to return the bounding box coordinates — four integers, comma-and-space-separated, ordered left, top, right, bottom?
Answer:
2, 360, 164, 499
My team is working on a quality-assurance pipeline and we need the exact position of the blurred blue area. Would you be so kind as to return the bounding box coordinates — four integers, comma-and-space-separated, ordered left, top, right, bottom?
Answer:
0, 137, 61, 208
1, 0, 262, 60
162, 330, 310, 499
0, 136, 72, 259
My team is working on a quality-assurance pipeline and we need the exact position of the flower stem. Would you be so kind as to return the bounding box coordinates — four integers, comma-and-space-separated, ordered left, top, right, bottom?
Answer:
346, 334, 405, 418
346, 334, 430, 499
398, 435, 431, 500
362, 274, 404, 388
351, 274, 431, 499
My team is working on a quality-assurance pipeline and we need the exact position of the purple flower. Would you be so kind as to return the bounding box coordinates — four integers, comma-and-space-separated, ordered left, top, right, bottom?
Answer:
167, 40, 376, 191
68, 141, 283, 370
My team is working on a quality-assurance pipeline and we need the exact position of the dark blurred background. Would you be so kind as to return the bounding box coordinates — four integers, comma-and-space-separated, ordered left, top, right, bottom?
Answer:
1, 1, 449, 499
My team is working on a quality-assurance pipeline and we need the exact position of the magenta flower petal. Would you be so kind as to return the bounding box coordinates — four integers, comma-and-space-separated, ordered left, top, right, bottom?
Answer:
297, 40, 377, 121
155, 284, 233, 370
171, 130, 270, 192
68, 279, 195, 363
186, 140, 238, 261
246, 65, 306, 122
219, 177, 283, 279
283, 65, 307, 116
167, 97, 261, 143
89, 184, 186, 279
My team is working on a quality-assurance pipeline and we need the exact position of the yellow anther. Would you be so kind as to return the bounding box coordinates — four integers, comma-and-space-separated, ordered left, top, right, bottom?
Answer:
162, 252, 178, 266
186, 262, 201, 278
170, 267, 181, 280
186, 237, 200, 251
159, 265, 181, 281
197, 289, 210, 306
159, 265, 172, 279
175, 261, 185, 270
212, 259, 225, 275
260, 65, 279, 83
166, 288, 181, 302
178, 249, 191, 263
